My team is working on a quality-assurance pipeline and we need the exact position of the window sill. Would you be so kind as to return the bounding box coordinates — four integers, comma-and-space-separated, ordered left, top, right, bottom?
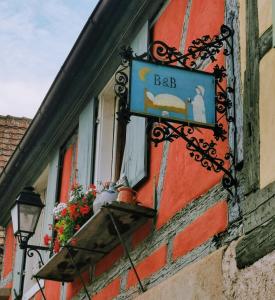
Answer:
34, 202, 156, 282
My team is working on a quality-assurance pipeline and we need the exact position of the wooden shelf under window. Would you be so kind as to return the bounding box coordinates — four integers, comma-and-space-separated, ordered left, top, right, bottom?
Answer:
34, 202, 156, 282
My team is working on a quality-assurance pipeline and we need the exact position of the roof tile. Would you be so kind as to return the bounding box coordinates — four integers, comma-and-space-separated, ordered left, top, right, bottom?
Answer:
0, 115, 31, 176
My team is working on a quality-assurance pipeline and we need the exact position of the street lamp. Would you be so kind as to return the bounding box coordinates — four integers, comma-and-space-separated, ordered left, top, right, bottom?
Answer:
11, 187, 44, 246
11, 187, 49, 300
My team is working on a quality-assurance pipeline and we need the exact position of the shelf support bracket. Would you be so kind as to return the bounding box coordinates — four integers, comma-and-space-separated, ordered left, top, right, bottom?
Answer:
66, 246, 92, 300
107, 208, 146, 293
34, 277, 47, 300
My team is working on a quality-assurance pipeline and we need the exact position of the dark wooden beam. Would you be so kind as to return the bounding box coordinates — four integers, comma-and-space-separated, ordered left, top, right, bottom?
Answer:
236, 216, 275, 268
243, 0, 260, 194
242, 181, 275, 233
259, 26, 273, 60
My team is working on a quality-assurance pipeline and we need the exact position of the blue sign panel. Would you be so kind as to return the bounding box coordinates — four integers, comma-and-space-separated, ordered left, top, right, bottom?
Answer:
129, 59, 216, 127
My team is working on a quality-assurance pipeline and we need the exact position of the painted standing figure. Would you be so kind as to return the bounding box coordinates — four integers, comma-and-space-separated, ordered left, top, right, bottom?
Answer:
192, 85, 206, 123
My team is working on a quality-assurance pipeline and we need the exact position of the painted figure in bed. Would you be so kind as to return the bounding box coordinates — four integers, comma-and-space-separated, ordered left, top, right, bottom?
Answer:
144, 89, 188, 117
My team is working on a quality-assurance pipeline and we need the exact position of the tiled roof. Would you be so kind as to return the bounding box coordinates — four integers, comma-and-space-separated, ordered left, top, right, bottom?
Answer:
0, 115, 31, 174
0, 115, 31, 278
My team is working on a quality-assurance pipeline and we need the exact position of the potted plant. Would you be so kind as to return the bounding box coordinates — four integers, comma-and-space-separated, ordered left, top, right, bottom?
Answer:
44, 184, 97, 252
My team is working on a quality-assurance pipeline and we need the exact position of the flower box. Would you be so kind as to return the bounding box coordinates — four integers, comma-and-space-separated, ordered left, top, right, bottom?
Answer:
35, 202, 156, 282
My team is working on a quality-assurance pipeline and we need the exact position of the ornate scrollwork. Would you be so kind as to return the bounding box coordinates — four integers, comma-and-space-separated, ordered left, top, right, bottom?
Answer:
119, 46, 134, 63
147, 120, 181, 145
27, 248, 45, 268
144, 25, 233, 69
213, 123, 227, 141
115, 47, 133, 124
149, 121, 236, 191
213, 65, 227, 82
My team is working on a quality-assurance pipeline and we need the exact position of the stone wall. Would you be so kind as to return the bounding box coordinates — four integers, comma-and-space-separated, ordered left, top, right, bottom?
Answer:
223, 241, 275, 300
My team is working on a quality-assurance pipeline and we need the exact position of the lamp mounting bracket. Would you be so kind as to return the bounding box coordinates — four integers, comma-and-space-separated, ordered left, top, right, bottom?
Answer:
19, 238, 51, 268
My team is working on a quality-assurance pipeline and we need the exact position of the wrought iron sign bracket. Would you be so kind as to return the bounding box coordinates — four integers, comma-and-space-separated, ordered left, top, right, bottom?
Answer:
115, 24, 237, 194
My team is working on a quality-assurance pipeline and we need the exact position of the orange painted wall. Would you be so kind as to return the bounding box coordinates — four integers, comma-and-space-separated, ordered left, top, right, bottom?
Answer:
2, 223, 15, 279
154, 0, 227, 228
173, 201, 228, 259
152, 0, 188, 49
3, 1, 229, 299
43, 281, 61, 300
92, 278, 120, 300
66, 271, 89, 299
132, 0, 227, 229
127, 245, 167, 288
59, 145, 74, 203
92, 2, 228, 298
136, 0, 190, 211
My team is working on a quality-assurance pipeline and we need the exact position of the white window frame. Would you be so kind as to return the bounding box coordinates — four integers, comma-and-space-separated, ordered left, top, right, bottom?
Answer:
94, 76, 121, 187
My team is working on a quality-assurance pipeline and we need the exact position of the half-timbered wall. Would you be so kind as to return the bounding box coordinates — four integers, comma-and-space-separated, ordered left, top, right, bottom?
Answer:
1, 1, 275, 299
65, 1, 231, 298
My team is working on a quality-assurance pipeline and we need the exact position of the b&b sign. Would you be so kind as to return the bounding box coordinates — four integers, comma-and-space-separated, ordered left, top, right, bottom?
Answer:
129, 59, 216, 127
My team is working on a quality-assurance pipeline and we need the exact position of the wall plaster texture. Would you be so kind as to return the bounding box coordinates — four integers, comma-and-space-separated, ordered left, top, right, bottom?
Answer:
135, 247, 226, 300
122, 241, 275, 300
74, 182, 243, 300
259, 49, 275, 188
131, 241, 275, 300
222, 240, 275, 300
257, 0, 272, 35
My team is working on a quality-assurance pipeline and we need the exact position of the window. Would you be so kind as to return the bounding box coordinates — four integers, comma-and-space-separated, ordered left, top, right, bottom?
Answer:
93, 22, 149, 189
94, 77, 125, 186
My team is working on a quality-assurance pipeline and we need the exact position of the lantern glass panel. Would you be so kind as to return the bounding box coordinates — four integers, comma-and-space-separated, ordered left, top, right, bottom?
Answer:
19, 203, 41, 234
11, 205, 19, 234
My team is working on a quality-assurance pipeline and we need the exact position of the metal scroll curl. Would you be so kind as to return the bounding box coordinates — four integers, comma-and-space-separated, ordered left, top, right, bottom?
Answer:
147, 121, 236, 191
27, 248, 45, 268
115, 47, 131, 124
114, 24, 236, 193
145, 24, 233, 69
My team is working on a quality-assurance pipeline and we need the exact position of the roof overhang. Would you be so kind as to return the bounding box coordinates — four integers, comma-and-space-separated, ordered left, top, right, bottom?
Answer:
0, 0, 165, 226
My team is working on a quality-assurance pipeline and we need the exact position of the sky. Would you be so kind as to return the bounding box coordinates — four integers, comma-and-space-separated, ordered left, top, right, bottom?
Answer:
0, 0, 99, 118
